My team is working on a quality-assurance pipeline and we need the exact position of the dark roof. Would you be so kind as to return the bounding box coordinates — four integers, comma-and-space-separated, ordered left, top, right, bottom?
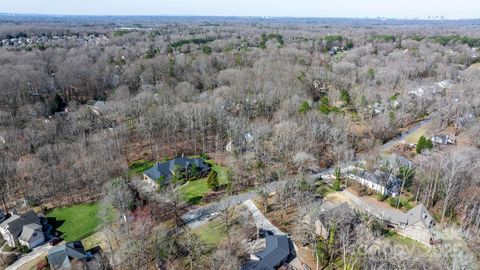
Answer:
143, 157, 210, 184
382, 204, 434, 229
0, 210, 40, 238
48, 241, 87, 270
242, 235, 295, 270
350, 170, 402, 196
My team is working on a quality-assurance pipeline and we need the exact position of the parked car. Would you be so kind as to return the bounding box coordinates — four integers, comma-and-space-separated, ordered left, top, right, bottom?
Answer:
205, 212, 219, 221
49, 238, 62, 246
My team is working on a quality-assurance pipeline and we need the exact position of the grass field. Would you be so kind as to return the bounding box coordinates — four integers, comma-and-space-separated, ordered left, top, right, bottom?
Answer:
192, 220, 226, 248
179, 160, 230, 204
47, 203, 103, 242
128, 159, 155, 176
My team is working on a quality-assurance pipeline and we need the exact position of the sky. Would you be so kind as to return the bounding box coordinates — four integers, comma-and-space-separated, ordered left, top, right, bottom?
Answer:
1, 0, 480, 19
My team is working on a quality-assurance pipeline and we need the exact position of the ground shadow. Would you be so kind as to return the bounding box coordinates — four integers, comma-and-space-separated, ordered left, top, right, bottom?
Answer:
46, 217, 66, 238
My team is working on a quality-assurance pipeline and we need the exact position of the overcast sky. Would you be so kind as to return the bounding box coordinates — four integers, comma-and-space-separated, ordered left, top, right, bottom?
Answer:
1, 0, 480, 19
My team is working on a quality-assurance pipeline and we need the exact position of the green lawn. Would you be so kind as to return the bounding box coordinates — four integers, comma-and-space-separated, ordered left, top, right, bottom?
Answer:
178, 161, 230, 204
192, 221, 226, 248
128, 159, 155, 176
47, 203, 103, 242
404, 121, 433, 144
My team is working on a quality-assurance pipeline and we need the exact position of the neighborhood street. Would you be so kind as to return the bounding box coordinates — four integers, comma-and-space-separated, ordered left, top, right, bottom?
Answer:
182, 179, 289, 229
183, 118, 430, 230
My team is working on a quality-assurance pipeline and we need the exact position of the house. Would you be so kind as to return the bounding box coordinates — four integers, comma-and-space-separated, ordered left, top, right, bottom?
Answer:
47, 241, 89, 270
0, 210, 44, 248
381, 204, 435, 245
380, 154, 413, 173
315, 203, 359, 238
431, 134, 456, 145
241, 235, 296, 270
18, 223, 44, 248
143, 157, 211, 187
347, 169, 402, 197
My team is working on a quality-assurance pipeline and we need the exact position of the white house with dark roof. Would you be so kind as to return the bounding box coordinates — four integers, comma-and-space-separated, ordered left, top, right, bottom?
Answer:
381, 204, 435, 245
346, 168, 402, 197
0, 210, 44, 248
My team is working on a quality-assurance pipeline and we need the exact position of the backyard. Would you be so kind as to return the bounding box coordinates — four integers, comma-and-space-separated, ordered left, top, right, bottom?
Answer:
128, 159, 155, 176
46, 203, 105, 242
178, 160, 230, 204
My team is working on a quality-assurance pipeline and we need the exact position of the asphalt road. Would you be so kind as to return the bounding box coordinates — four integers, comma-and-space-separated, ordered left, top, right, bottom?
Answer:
181, 169, 335, 229
181, 118, 431, 229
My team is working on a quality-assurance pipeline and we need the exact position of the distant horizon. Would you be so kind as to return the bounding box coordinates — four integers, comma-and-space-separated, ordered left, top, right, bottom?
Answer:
2, 0, 480, 20
1, 12, 479, 21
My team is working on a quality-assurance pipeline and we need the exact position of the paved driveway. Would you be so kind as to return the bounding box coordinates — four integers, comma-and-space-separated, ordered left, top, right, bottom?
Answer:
5, 242, 60, 270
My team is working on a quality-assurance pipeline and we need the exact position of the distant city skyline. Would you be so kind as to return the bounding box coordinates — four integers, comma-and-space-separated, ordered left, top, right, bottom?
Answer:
1, 0, 480, 19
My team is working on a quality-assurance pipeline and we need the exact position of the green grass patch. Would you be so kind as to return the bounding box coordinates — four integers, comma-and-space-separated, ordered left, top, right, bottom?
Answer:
209, 161, 229, 186
179, 178, 211, 204
404, 122, 433, 144
2, 245, 15, 252
46, 203, 105, 242
192, 221, 226, 248
386, 232, 429, 253
128, 159, 155, 176
178, 160, 230, 204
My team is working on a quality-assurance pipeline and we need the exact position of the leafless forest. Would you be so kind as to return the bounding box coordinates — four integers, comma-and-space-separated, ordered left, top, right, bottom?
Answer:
0, 15, 480, 269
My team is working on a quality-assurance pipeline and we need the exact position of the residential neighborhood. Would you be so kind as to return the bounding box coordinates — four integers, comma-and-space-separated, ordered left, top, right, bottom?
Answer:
1, 7, 480, 270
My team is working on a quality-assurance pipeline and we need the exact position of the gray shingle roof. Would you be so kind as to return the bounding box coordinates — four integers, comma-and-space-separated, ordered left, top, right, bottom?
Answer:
382, 204, 434, 229
0, 210, 40, 238
48, 241, 87, 270
143, 157, 210, 184
18, 223, 43, 242
242, 235, 295, 270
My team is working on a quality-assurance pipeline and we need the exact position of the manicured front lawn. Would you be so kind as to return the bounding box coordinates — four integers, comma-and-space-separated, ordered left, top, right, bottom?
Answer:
128, 159, 155, 176
179, 178, 211, 204
46, 203, 103, 242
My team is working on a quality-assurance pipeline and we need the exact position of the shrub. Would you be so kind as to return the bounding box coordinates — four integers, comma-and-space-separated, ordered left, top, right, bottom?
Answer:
416, 136, 433, 154
299, 101, 311, 113
199, 153, 210, 160
340, 89, 351, 105
201, 45, 212, 55
207, 170, 219, 191
376, 193, 388, 202
17, 245, 31, 254
333, 178, 341, 191
50, 94, 66, 115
